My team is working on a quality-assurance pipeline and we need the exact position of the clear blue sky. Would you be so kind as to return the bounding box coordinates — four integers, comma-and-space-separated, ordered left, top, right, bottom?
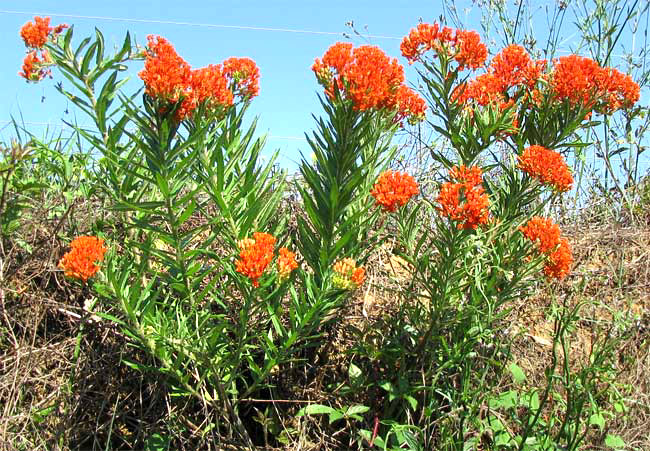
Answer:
0, 1, 645, 172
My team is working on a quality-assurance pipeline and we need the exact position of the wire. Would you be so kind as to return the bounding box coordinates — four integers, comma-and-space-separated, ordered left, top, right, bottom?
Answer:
0, 9, 401, 40
2, 10, 641, 59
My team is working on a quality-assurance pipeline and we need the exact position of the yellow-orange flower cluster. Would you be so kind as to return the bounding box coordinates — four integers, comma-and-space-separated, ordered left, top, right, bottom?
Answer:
139, 35, 260, 121
277, 247, 298, 282
520, 217, 572, 280
58, 236, 107, 282
437, 165, 490, 230
235, 233, 298, 287
18, 16, 66, 82
312, 42, 426, 122
400, 22, 487, 71
550, 54, 640, 113
518, 145, 573, 192
370, 170, 419, 212
332, 258, 365, 290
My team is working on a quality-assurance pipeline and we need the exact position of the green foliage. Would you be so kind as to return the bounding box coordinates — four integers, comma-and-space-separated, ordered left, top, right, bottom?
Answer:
296, 93, 396, 285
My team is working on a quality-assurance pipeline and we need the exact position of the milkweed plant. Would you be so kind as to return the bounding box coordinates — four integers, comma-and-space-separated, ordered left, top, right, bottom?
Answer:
16, 15, 641, 451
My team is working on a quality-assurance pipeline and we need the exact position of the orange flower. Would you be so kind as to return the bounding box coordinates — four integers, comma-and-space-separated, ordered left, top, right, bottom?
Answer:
598, 67, 640, 113
183, 64, 235, 116
437, 165, 490, 230
550, 55, 601, 110
400, 22, 453, 62
489, 45, 544, 90
277, 247, 298, 282
223, 57, 260, 98
371, 170, 419, 212
58, 236, 107, 282
19, 50, 52, 82
139, 35, 192, 104
20, 16, 64, 49
550, 54, 640, 113
400, 22, 487, 70
545, 237, 572, 279
452, 73, 506, 107
139, 36, 261, 121
454, 29, 488, 71
452, 45, 544, 110
519, 217, 561, 254
332, 258, 365, 290
235, 232, 276, 287
518, 145, 573, 192
312, 43, 426, 122
395, 85, 427, 124
520, 217, 572, 280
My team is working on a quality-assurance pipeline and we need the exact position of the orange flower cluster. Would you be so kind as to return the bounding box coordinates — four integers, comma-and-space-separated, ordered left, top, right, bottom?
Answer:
395, 85, 428, 124
550, 54, 640, 113
139, 35, 191, 103
277, 248, 298, 282
490, 45, 545, 90
437, 165, 490, 230
58, 236, 107, 282
20, 16, 67, 49
453, 44, 544, 108
312, 42, 426, 122
235, 233, 298, 287
518, 145, 573, 192
236, 232, 276, 288
18, 16, 66, 82
177, 64, 234, 120
544, 238, 572, 280
370, 170, 419, 212
19, 50, 53, 82
332, 258, 365, 290
139, 35, 260, 121
223, 57, 261, 98
400, 22, 487, 71
520, 217, 572, 280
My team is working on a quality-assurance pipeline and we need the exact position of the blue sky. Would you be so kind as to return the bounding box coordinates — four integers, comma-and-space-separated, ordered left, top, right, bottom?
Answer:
1, 1, 645, 172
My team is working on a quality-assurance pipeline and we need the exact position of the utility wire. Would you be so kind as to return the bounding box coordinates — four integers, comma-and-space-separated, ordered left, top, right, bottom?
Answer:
3, 9, 640, 61
0, 9, 401, 40
2, 10, 641, 59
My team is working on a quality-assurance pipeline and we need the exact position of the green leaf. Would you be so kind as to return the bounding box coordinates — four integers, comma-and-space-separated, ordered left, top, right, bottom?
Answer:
489, 391, 518, 410
31, 403, 57, 424
143, 432, 170, 451
604, 434, 625, 449
348, 362, 363, 387
509, 363, 526, 384
405, 395, 418, 411
95, 28, 105, 65
296, 404, 336, 417
589, 413, 605, 431
328, 410, 345, 424
346, 405, 370, 417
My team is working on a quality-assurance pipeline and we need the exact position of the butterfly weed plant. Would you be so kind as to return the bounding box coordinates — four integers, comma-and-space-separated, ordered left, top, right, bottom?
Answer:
16, 14, 642, 450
